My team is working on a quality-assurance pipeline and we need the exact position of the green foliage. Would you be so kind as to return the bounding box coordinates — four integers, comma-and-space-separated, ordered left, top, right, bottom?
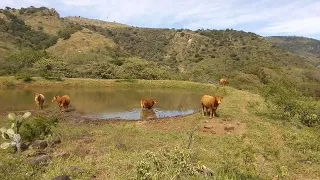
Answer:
267, 36, 320, 58
2, 79, 15, 88
19, 116, 59, 142
0, 10, 58, 49
298, 104, 320, 127
32, 57, 68, 78
58, 23, 82, 40
136, 148, 201, 179
262, 82, 302, 120
1, 49, 48, 74
262, 82, 320, 126
15, 74, 34, 83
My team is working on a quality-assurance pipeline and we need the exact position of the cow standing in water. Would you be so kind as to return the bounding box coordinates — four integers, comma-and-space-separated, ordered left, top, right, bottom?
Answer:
140, 99, 156, 109
35, 93, 45, 110
219, 78, 227, 86
201, 95, 223, 118
52, 95, 71, 113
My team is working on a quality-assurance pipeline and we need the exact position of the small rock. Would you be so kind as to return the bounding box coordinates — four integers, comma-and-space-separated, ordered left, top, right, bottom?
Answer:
26, 171, 35, 177
224, 124, 235, 131
52, 136, 61, 144
32, 140, 48, 150
196, 165, 214, 176
296, 124, 302, 130
54, 152, 70, 158
27, 151, 47, 157
204, 125, 213, 129
116, 142, 127, 151
30, 155, 52, 165
204, 120, 209, 123
52, 175, 71, 180
64, 165, 83, 173
20, 142, 31, 151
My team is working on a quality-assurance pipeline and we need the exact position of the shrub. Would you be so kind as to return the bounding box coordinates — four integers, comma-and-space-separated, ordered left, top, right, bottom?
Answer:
136, 148, 202, 179
19, 116, 59, 142
2, 79, 15, 88
298, 105, 320, 127
262, 82, 302, 120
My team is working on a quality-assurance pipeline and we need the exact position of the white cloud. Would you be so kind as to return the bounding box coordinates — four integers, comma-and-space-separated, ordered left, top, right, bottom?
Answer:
258, 16, 320, 35
0, 0, 319, 39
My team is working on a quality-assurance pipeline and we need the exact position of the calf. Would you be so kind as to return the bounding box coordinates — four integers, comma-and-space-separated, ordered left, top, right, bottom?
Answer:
219, 78, 227, 86
201, 95, 223, 118
34, 93, 45, 109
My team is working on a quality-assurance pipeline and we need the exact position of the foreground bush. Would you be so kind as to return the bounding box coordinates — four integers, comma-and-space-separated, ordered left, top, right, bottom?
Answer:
262, 82, 319, 127
136, 148, 200, 179
19, 116, 59, 142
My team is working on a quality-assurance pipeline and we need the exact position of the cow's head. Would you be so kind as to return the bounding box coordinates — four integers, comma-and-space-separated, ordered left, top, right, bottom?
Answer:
215, 96, 223, 104
52, 95, 58, 102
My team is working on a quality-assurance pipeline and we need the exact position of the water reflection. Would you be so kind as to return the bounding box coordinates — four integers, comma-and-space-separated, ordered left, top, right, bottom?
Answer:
140, 109, 157, 120
0, 87, 202, 120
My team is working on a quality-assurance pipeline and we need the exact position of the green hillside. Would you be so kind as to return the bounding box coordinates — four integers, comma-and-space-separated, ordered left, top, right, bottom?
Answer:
266, 36, 320, 67
0, 6, 319, 97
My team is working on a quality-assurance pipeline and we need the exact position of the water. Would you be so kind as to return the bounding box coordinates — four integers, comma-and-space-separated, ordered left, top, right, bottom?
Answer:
0, 87, 203, 120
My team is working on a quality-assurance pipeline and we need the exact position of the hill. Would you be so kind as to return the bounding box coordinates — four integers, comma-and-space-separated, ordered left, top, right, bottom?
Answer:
0, 6, 319, 98
266, 36, 320, 67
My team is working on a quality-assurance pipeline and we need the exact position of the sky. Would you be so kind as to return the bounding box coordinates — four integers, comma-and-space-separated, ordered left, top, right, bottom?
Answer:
1, 0, 320, 40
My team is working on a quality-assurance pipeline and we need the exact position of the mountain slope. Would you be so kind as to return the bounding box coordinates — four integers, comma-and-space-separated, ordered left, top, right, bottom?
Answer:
48, 28, 117, 56
266, 36, 320, 57
266, 36, 320, 67
0, 6, 319, 97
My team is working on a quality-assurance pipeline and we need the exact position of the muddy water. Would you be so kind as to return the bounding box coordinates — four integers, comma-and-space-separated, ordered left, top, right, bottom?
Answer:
0, 87, 203, 120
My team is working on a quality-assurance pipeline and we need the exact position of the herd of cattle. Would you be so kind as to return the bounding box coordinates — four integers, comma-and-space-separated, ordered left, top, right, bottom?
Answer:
34, 78, 227, 118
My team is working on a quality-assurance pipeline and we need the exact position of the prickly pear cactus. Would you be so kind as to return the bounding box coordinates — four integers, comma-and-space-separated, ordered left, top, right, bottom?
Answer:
0, 112, 31, 152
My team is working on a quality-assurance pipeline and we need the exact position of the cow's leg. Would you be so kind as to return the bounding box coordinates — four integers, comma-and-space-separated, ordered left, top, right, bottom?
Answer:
59, 103, 63, 113
210, 108, 213, 118
201, 104, 205, 116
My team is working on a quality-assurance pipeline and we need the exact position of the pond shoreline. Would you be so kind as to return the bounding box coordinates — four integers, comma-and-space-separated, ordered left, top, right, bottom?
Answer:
0, 108, 201, 124
0, 76, 225, 91
0, 76, 213, 122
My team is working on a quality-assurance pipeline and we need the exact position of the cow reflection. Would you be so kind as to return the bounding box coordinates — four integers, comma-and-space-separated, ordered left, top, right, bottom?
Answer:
140, 109, 157, 120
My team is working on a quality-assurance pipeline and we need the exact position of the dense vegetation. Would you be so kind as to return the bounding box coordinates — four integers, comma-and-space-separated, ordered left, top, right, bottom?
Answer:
266, 36, 320, 58
0, 10, 58, 50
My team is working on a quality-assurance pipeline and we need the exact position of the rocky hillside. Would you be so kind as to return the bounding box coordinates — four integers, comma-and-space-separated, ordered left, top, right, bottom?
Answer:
266, 36, 320, 67
0, 6, 319, 97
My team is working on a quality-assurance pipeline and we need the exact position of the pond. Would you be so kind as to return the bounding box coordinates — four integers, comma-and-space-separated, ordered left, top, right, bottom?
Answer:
0, 87, 203, 120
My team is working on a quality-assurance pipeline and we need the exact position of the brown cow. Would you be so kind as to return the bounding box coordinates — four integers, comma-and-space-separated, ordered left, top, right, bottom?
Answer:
34, 93, 45, 110
219, 78, 227, 86
140, 99, 156, 109
52, 95, 71, 112
201, 95, 223, 118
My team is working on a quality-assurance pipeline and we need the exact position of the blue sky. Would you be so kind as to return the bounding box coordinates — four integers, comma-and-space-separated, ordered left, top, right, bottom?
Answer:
1, 0, 320, 39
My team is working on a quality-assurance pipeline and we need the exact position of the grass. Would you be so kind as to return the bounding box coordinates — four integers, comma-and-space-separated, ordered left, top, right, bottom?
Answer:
47, 28, 117, 56
0, 78, 319, 179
